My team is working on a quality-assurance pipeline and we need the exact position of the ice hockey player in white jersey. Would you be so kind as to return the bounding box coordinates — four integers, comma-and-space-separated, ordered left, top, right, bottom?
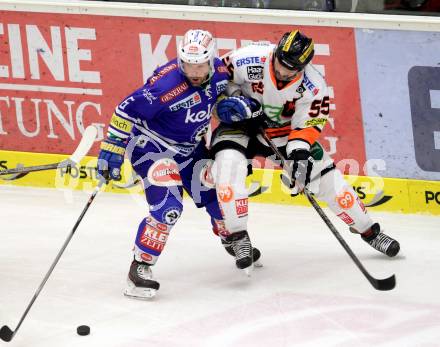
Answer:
211, 30, 400, 259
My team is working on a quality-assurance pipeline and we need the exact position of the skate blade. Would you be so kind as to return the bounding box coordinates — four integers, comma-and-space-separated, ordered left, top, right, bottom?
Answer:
124, 286, 157, 299
242, 266, 252, 277
124, 280, 157, 299
253, 260, 263, 268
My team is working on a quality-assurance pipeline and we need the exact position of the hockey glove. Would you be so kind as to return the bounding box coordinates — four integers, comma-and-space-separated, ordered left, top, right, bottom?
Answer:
283, 149, 314, 196
97, 137, 127, 181
216, 96, 263, 125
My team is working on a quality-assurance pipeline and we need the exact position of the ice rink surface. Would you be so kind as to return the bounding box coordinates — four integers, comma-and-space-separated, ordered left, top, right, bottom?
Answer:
0, 185, 439, 347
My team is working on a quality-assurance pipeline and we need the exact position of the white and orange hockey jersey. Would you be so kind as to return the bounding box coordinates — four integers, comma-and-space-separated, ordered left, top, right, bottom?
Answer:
223, 42, 330, 154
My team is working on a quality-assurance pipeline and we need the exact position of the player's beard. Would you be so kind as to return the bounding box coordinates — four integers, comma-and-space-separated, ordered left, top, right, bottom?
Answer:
187, 74, 209, 87
275, 70, 299, 82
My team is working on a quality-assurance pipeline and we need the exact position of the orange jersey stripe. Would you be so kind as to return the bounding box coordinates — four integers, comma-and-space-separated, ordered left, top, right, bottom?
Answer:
265, 125, 291, 138
288, 127, 320, 145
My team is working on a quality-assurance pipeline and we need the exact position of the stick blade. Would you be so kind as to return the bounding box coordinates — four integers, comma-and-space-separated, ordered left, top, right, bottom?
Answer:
0, 325, 14, 342
69, 125, 98, 164
372, 274, 396, 291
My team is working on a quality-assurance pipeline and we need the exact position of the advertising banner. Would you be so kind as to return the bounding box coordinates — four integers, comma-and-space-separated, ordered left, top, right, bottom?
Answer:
355, 29, 440, 180
0, 9, 365, 169
2, 150, 440, 215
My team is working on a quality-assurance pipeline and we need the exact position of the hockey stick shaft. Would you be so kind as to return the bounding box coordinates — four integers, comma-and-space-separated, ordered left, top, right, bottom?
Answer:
0, 162, 61, 175
0, 125, 98, 176
0, 179, 106, 342
259, 128, 395, 291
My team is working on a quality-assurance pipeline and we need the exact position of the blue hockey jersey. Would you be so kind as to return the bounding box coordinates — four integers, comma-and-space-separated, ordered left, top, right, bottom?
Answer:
107, 58, 230, 156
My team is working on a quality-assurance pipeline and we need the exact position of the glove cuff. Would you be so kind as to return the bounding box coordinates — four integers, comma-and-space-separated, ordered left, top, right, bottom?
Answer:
100, 140, 126, 155
287, 148, 311, 161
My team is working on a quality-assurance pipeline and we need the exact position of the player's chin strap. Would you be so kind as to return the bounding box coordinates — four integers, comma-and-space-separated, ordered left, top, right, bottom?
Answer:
258, 127, 396, 291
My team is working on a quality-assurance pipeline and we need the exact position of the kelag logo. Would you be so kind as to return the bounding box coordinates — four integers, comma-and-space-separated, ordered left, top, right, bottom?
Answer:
408, 66, 440, 172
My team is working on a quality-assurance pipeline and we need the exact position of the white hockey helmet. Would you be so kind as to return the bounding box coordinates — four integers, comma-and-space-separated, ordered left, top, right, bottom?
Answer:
177, 29, 216, 78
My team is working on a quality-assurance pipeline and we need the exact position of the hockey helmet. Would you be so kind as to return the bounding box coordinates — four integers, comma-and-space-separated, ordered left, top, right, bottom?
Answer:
177, 29, 216, 77
275, 30, 314, 71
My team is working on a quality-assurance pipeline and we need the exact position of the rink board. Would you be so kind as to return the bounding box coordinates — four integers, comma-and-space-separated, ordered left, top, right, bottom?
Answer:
1, 150, 439, 215
1, 1, 439, 182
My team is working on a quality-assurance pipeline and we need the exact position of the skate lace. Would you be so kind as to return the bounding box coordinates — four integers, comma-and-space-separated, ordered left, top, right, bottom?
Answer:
136, 264, 152, 281
232, 235, 252, 261
368, 233, 394, 254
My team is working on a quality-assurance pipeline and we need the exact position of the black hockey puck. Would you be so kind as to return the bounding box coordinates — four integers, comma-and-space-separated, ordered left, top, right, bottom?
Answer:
77, 325, 90, 336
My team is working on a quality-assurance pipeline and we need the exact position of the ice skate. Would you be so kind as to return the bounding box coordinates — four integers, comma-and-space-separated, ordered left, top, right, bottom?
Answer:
351, 223, 400, 257
124, 259, 160, 299
223, 231, 256, 275
221, 238, 262, 268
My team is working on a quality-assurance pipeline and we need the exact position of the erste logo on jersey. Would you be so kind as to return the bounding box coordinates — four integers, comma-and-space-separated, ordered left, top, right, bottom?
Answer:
216, 80, 228, 94
247, 66, 263, 80
169, 92, 201, 111
302, 74, 319, 96
236, 56, 261, 67
185, 103, 212, 124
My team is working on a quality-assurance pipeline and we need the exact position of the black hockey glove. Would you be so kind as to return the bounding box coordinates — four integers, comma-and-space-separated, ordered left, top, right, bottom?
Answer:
285, 149, 314, 196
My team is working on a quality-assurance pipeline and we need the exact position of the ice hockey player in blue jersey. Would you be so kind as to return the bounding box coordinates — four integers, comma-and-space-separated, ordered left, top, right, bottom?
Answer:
97, 29, 261, 299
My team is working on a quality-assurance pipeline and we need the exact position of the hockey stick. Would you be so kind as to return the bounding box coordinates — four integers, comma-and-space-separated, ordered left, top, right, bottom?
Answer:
259, 128, 396, 291
0, 125, 98, 178
0, 178, 107, 342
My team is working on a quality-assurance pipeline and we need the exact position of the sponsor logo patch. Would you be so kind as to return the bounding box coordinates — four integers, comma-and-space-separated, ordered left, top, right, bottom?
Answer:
303, 74, 319, 96
235, 198, 248, 216
216, 80, 228, 94
149, 63, 178, 85
246, 65, 263, 80
162, 208, 181, 225
169, 92, 201, 111
236, 56, 261, 67
336, 191, 355, 210
110, 113, 133, 133
140, 253, 153, 262
147, 158, 182, 186
160, 82, 189, 103
139, 225, 169, 253
217, 185, 234, 203
296, 84, 306, 94
305, 118, 327, 127
142, 88, 157, 104
185, 103, 212, 124
337, 212, 354, 226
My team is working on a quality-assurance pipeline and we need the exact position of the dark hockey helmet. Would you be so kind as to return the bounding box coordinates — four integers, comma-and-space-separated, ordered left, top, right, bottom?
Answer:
275, 30, 314, 71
